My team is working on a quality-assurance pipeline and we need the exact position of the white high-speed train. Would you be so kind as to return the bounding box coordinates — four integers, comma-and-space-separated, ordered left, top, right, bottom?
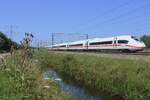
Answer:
51, 35, 146, 52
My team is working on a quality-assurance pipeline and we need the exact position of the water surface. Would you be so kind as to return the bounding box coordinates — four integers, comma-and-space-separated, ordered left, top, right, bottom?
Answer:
44, 69, 102, 100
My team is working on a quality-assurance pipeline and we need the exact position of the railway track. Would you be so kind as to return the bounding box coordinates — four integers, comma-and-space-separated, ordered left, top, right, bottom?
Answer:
83, 51, 150, 56
101, 52, 150, 56
50, 50, 150, 56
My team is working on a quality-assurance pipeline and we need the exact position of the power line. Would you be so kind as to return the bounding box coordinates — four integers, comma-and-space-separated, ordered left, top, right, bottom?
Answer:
76, 2, 150, 32
83, 12, 150, 33
111, 11, 150, 25
74, 0, 131, 31
50, 2, 150, 44
2, 25, 18, 40
51, 32, 64, 47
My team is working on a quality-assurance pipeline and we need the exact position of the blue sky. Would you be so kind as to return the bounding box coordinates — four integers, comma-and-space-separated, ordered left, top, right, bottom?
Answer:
0, 0, 150, 46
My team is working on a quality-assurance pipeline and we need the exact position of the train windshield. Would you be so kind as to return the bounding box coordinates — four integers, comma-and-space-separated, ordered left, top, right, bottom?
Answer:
131, 36, 140, 41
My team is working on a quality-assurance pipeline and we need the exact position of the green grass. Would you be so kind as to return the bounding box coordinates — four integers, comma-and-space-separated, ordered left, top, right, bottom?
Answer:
35, 50, 150, 100
0, 51, 73, 100
144, 48, 150, 52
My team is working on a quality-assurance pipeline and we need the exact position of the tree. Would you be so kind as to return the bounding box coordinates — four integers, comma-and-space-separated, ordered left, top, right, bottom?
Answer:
0, 32, 20, 52
140, 35, 150, 48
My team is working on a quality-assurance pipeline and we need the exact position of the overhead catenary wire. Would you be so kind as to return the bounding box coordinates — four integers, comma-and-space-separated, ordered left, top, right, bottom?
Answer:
76, 2, 150, 33
53, 1, 150, 44
74, 0, 132, 31
55, 1, 141, 43
85, 11, 150, 33
65, 1, 132, 42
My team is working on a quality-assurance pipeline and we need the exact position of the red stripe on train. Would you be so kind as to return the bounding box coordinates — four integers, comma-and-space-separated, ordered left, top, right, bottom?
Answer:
54, 44, 143, 49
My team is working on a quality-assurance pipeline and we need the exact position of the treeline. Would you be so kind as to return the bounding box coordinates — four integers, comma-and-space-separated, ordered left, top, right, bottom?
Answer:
141, 35, 150, 48
0, 32, 20, 53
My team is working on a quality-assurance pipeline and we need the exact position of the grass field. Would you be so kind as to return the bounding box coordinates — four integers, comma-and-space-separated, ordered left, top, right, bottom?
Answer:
35, 49, 150, 100
0, 51, 72, 100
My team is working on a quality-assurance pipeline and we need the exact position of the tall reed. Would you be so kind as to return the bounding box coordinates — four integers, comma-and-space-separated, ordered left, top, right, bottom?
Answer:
35, 50, 150, 100
0, 34, 72, 100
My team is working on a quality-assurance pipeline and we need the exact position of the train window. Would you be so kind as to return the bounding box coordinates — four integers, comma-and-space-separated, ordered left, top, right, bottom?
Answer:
90, 41, 112, 45
118, 40, 128, 44
131, 36, 140, 41
59, 45, 66, 47
53, 46, 59, 48
53, 45, 66, 48
70, 44, 82, 46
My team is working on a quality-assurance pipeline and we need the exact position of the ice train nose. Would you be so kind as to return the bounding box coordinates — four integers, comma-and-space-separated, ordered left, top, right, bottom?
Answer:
137, 42, 146, 51
141, 42, 146, 48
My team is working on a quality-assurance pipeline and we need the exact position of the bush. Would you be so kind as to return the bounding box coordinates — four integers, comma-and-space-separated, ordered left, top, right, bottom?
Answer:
141, 35, 150, 48
0, 32, 20, 52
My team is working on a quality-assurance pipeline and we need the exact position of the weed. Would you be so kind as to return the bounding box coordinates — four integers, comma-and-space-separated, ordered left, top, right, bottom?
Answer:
35, 50, 150, 100
0, 34, 72, 100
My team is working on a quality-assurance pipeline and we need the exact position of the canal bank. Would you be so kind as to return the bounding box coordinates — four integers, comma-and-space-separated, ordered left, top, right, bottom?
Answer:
35, 50, 150, 100
44, 68, 102, 100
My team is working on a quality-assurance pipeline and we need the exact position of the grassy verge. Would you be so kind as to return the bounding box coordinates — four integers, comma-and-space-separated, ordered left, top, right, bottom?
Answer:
0, 52, 72, 100
35, 50, 150, 100
144, 48, 150, 52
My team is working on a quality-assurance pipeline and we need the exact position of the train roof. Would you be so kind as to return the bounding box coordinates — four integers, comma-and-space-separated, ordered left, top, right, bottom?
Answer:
86, 35, 132, 43
53, 43, 68, 46
52, 35, 134, 46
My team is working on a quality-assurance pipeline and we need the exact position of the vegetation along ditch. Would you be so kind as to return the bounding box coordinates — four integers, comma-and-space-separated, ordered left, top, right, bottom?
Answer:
44, 68, 102, 100
0, 33, 72, 100
35, 49, 150, 100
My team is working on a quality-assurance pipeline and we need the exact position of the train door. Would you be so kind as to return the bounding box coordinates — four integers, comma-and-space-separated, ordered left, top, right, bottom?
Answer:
113, 37, 117, 49
85, 40, 89, 50
84, 41, 88, 50
66, 44, 69, 50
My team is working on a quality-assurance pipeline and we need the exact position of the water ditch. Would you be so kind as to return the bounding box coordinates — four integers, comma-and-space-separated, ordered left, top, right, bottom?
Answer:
44, 68, 102, 100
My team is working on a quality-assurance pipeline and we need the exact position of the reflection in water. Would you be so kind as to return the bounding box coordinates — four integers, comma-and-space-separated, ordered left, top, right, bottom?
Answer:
44, 69, 102, 100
